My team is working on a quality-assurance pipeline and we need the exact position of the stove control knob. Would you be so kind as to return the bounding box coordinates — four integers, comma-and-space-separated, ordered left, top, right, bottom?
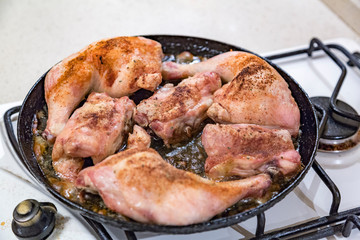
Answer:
12, 199, 57, 240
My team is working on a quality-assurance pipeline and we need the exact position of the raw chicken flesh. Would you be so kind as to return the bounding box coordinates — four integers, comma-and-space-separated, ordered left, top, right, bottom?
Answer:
75, 148, 271, 225
134, 72, 221, 146
52, 92, 135, 181
207, 60, 300, 135
202, 124, 301, 180
44, 36, 163, 141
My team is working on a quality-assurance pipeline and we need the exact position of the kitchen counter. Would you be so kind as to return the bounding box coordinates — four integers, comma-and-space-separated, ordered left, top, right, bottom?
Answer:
0, 0, 359, 104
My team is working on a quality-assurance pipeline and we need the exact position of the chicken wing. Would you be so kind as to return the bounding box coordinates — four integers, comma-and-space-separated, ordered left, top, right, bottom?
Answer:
44, 36, 163, 141
202, 124, 301, 180
134, 72, 221, 146
52, 92, 135, 182
76, 148, 271, 225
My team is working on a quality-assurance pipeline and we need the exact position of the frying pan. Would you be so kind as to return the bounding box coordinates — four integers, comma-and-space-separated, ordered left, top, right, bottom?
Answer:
4, 35, 318, 235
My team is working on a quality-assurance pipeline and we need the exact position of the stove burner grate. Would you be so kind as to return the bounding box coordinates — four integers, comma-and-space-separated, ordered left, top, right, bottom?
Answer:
248, 38, 360, 239
268, 38, 360, 153
311, 96, 360, 152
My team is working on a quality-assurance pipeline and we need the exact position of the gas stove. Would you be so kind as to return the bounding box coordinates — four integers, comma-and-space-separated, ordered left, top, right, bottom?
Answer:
0, 38, 359, 240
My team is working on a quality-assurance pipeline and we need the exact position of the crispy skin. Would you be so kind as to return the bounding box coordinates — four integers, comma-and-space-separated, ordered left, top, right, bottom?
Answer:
76, 148, 271, 225
44, 36, 163, 140
134, 72, 221, 146
207, 61, 300, 135
202, 124, 301, 179
52, 92, 135, 182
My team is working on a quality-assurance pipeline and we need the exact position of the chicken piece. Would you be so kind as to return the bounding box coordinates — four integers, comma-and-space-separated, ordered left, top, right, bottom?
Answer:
134, 72, 221, 146
52, 157, 84, 183
44, 36, 163, 141
162, 51, 300, 135
52, 92, 135, 182
162, 51, 264, 83
76, 148, 271, 225
127, 125, 151, 150
207, 60, 300, 135
202, 124, 301, 180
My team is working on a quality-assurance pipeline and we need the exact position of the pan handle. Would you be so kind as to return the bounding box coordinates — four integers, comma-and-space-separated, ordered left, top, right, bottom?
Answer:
3, 106, 24, 162
3, 106, 122, 240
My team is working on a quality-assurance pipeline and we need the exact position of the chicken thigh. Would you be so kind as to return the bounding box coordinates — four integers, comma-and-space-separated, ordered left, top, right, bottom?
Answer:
202, 124, 301, 180
76, 148, 271, 225
207, 60, 300, 135
52, 92, 135, 181
162, 51, 265, 82
44, 36, 163, 141
134, 72, 221, 146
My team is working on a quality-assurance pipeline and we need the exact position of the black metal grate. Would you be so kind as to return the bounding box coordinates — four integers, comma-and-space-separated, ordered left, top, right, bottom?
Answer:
250, 38, 360, 240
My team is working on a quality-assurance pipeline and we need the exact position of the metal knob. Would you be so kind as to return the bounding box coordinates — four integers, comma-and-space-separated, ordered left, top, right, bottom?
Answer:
12, 199, 57, 240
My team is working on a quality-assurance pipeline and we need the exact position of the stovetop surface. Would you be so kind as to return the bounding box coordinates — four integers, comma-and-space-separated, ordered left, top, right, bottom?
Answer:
0, 38, 359, 240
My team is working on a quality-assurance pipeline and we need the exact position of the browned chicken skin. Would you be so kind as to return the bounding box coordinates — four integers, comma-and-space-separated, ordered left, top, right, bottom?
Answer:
76, 148, 271, 225
208, 61, 300, 135
44, 36, 163, 141
202, 124, 301, 180
52, 92, 135, 182
134, 72, 221, 146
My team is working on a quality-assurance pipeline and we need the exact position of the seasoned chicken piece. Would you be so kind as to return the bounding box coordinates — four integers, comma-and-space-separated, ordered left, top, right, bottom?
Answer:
52, 92, 135, 182
207, 60, 300, 135
134, 72, 221, 146
162, 51, 264, 83
76, 148, 271, 225
44, 36, 163, 141
162, 51, 300, 135
52, 157, 84, 183
127, 125, 151, 149
202, 124, 301, 180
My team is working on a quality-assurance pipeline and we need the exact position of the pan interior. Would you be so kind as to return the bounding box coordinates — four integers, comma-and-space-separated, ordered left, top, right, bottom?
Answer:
16, 35, 318, 234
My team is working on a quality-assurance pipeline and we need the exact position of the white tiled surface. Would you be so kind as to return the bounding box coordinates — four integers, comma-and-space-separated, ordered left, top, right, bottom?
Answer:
0, 0, 360, 104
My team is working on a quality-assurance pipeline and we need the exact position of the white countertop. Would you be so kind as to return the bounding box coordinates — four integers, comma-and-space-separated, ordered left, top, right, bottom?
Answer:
0, 0, 359, 104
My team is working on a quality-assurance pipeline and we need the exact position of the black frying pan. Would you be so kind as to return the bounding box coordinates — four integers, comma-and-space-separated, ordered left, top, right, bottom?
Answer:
4, 35, 318, 235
